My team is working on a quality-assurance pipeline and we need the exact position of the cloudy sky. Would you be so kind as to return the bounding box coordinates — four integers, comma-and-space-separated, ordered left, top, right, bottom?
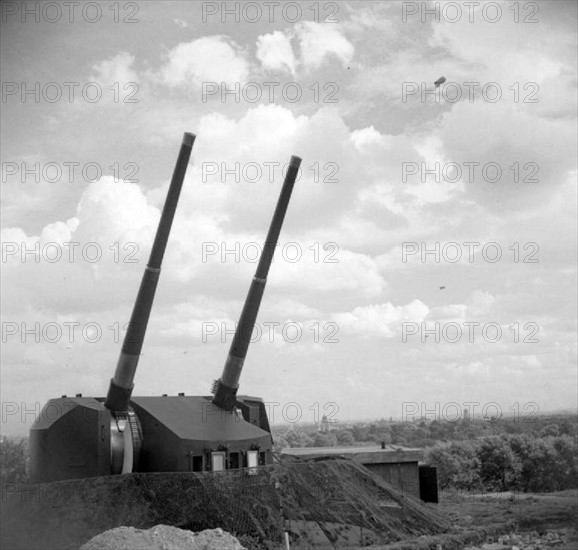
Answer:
1, 0, 576, 435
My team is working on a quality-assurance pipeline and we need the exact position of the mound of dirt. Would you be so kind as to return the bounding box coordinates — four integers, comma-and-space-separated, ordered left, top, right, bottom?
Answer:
275, 457, 448, 547
80, 525, 246, 550
1, 458, 448, 549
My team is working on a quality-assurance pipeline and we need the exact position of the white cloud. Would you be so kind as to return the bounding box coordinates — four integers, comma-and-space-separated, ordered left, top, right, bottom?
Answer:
404, 135, 465, 204
40, 218, 79, 245
73, 176, 159, 245
429, 304, 467, 321
256, 31, 296, 74
333, 299, 429, 338
274, 248, 387, 299
161, 36, 249, 88
192, 104, 375, 231
296, 22, 354, 70
256, 22, 354, 75
350, 126, 392, 154
1, 177, 162, 315
466, 290, 495, 317
91, 52, 138, 84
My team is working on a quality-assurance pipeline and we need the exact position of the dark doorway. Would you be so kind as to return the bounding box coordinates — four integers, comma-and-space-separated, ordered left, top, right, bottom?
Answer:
419, 465, 439, 503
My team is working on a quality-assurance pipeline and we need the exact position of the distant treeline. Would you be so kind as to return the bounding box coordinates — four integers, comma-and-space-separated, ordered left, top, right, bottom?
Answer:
425, 434, 578, 493
272, 413, 578, 450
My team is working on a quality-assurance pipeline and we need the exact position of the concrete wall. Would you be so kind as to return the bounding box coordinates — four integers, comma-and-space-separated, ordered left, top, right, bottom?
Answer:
364, 461, 420, 499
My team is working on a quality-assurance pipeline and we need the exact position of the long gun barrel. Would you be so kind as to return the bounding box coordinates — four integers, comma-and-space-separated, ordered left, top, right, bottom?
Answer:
212, 155, 302, 411
105, 132, 195, 412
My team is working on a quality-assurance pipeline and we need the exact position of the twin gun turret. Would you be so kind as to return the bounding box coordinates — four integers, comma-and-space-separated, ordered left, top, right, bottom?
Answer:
30, 133, 302, 482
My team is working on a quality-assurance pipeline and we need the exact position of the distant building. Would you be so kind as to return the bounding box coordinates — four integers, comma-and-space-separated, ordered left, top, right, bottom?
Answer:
463, 407, 470, 421
318, 414, 331, 433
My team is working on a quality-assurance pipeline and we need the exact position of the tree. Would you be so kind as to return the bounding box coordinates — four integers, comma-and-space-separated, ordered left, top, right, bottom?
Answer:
539, 424, 560, 438
425, 445, 461, 489
336, 429, 355, 446
557, 418, 577, 437
478, 437, 521, 491
285, 430, 314, 448
551, 435, 578, 490
312, 432, 337, 447
0, 437, 27, 484
351, 424, 370, 442
425, 442, 480, 490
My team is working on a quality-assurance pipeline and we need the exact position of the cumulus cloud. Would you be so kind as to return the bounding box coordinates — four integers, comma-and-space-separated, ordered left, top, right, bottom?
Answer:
256, 23, 354, 75
296, 22, 354, 70
91, 52, 138, 84
350, 126, 392, 154
404, 135, 465, 204
272, 247, 387, 299
333, 299, 429, 338
161, 36, 249, 88
40, 218, 79, 245
3, 176, 159, 260
256, 31, 296, 74
73, 177, 159, 244
1, 177, 161, 314
466, 290, 496, 317
192, 104, 381, 232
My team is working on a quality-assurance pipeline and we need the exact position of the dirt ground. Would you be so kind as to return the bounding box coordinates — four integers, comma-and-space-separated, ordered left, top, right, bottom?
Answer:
438, 490, 577, 531
366, 490, 578, 550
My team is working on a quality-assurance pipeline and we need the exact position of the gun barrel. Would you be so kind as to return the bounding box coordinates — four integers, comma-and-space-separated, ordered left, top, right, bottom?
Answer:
105, 132, 195, 412
212, 155, 301, 411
